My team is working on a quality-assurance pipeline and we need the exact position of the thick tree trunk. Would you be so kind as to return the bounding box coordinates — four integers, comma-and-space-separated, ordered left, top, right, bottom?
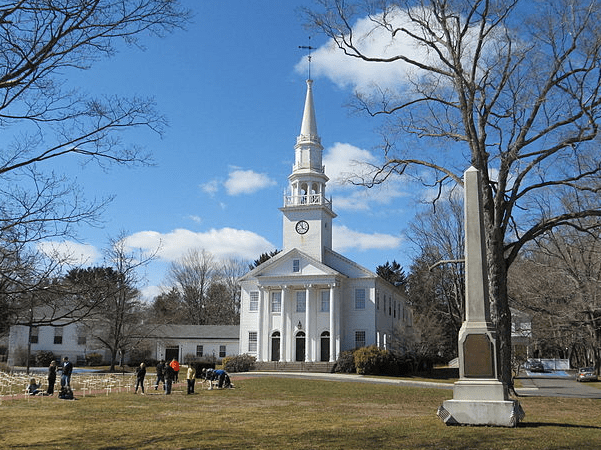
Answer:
488, 237, 513, 388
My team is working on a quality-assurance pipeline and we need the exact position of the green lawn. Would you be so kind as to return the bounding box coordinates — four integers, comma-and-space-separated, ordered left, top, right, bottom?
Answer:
1, 375, 599, 450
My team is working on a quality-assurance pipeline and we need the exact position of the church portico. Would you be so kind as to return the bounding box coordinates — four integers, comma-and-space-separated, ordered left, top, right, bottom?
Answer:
254, 280, 340, 363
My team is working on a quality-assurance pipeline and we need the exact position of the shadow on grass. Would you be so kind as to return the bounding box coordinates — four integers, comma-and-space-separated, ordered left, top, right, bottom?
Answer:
412, 367, 459, 380
520, 422, 601, 430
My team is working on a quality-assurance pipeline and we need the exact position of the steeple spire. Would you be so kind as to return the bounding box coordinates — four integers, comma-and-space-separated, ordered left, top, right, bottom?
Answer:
299, 79, 320, 145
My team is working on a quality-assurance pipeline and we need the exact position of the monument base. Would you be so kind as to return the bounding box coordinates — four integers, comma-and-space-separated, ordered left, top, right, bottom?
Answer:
437, 398, 525, 427
437, 379, 525, 427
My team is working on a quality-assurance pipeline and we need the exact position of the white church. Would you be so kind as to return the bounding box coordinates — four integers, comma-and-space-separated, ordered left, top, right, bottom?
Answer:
238, 80, 413, 365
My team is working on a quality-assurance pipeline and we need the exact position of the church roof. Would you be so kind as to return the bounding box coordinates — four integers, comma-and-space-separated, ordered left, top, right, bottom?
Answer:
140, 325, 239, 340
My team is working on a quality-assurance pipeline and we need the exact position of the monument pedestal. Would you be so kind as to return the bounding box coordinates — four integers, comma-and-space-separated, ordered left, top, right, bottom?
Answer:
438, 380, 525, 427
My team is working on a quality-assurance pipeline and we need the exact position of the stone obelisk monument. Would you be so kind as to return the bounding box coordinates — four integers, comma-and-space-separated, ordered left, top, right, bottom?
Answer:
437, 166, 524, 427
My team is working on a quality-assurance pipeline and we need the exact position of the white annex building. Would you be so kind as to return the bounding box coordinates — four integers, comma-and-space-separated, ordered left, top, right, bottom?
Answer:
238, 80, 413, 364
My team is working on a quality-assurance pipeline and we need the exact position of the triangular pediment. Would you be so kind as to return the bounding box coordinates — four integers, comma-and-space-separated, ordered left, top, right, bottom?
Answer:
239, 248, 343, 284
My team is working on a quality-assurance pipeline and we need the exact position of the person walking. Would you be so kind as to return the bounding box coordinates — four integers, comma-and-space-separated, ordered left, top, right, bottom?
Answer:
186, 365, 196, 394
134, 362, 146, 394
155, 360, 165, 390
47, 360, 57, 395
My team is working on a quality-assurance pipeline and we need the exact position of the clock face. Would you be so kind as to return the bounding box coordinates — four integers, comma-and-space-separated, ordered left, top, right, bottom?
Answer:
295, 220, 309, 234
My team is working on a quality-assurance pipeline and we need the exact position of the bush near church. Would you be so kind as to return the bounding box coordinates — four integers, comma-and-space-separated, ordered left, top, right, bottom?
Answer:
354, 346, 395, 375
331, 350, 356, 374
333, 346, 417, 376
85, 353, 103, 366
35, 350, 56, 367
223, 354, 256, 373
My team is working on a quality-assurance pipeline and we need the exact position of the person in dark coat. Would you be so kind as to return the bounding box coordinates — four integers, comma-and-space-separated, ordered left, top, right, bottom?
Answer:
164, 363, 175, 395
155, 360, 165, 390
134, 362, 146, 394
47, 360, 57, 395
60, 356, 73, 387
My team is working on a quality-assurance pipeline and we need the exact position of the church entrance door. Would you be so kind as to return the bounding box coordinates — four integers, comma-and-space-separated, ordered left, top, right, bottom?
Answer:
320, 331, 330, 362
295, 332, 305, 362
271, 332, 280, 361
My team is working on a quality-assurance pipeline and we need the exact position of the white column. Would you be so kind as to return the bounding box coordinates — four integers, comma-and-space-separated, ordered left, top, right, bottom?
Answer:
280, 286, 288, 362
305, 285, 311, 362
335, 284, 341, 359
329, 284, 336, 362
257, 287, 264, 362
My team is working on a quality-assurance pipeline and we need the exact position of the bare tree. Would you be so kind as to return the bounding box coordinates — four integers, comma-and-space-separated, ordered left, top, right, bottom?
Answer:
407, 194, 465, 339
167, 249, 216, 325
306, 0, 601, 386
509, 220, 601, 371
84, 233, 156, 371
215, 258, 248, 324
0, 1, 189, 299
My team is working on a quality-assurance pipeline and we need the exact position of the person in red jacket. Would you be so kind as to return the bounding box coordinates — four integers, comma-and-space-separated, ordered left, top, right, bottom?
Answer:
169, 358, 180, 382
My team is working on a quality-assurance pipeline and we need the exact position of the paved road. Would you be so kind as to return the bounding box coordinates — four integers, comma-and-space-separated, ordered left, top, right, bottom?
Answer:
515, 374, 601, 399
238, 371, 601, 399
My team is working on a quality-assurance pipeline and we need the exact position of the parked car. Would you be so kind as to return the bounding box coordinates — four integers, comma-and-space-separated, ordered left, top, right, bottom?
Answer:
526, 360, 546, 372
576, 367, 598, 382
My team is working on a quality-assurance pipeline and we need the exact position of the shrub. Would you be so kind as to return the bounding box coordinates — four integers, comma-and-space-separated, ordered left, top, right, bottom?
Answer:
86, 353, 103, 366
35, 351, 55, 367
223, 354, 256, 373
354, 345, 392, 375
332, 350, 356, 374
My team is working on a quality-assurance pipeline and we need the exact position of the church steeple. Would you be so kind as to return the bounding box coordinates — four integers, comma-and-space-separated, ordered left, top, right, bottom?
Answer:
281, 80, 336, 262
299, 79, 319, 141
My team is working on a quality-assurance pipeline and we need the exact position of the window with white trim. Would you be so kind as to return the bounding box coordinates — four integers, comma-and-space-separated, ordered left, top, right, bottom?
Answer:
196, 345, 204, 357
249, 291, 259, 311
30, 327, 39, 344
293, 259, 300, 273
296, 291, 306, 312
271, 291, 282, 313
355, 330, 366, 348
219, 345, 226, 358
321, 290, 330, 312
54, 327, 63, 345
248, 332, 258, 352
355, 288, 365, 310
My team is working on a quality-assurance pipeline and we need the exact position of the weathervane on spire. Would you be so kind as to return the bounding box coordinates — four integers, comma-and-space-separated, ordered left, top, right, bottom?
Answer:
299, 37, 315, 80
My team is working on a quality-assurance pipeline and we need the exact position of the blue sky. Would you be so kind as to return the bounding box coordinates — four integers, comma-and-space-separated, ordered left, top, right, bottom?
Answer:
39, 1, 430, 299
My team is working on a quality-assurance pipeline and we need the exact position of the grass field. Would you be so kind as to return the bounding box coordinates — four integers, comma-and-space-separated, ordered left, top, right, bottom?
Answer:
1, 374, 600, 450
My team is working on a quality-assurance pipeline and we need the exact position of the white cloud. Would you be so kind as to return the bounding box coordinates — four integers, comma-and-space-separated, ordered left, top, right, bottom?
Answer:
224, 169, 276, 196
296, 8, 425, 93
323, 142, 410, 211
124, 228, 275, 263
324, 142, 377, 187
37, 241, 101, 266
298, 6, 498, 96
333, 224, 403, 252
200, 179, 220, 196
